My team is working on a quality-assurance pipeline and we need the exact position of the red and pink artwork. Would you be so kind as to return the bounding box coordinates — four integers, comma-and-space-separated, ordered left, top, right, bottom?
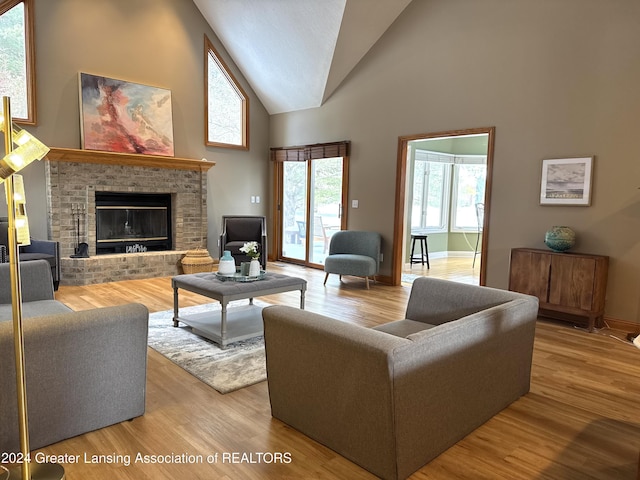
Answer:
79, 73, 174, 156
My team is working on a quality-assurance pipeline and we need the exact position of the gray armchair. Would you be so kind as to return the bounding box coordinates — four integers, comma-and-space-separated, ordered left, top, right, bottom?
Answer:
323, 230, 381, 289
0, 217, 60, 290
219, 215, 267, 270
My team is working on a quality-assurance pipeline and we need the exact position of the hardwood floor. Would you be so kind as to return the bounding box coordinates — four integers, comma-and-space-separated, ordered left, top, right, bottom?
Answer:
30, 261, 640, 479
402, 256, 480, 285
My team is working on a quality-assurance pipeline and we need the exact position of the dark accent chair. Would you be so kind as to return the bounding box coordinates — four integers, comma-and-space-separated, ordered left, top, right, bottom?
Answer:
219, 215, 267, 270
0, 217, 61, 290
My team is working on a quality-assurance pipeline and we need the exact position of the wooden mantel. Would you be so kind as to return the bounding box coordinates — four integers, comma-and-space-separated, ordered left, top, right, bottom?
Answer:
46, 147, 216, 172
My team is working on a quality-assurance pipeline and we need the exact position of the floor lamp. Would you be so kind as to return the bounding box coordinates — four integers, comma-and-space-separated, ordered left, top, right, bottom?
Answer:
1, 97, 64, 480
633, 335, 640, 480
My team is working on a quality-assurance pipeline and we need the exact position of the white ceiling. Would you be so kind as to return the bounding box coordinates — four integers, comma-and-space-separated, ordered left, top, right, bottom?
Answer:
192, 0, 413, 115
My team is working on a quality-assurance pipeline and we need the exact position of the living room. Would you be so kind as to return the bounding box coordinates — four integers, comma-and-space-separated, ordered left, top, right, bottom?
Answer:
2, 0, 640, 479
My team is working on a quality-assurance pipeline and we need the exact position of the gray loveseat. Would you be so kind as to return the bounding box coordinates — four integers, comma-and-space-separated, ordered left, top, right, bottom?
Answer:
0, 260, 149, 452
262, 277, 539, 480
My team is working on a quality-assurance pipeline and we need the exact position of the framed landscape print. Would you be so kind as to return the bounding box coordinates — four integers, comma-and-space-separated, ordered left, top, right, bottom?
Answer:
540, 157, 593, 206
79, 72, 175, 156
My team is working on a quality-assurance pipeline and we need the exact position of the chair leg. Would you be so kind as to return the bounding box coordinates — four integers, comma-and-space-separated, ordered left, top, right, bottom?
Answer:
473, 234, 481, 268
365, 276, 370, 289
324, 272, 330, 285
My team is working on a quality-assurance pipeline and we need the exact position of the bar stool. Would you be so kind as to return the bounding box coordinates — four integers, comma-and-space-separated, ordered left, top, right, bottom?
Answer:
410, 234, 430, 269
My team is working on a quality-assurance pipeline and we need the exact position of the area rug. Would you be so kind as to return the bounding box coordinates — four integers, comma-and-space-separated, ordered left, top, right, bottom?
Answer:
147, 301, 268, 394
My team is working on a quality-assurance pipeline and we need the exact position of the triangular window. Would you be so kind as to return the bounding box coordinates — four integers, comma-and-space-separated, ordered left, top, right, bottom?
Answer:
0, 0, 35, 124
205, 35, 248, 149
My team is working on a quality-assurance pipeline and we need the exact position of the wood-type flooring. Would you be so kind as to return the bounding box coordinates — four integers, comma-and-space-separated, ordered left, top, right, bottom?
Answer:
18, 258, 640, 479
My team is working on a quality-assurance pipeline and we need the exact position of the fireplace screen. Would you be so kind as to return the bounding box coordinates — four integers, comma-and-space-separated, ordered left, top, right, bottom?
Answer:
95, 192, 172, 254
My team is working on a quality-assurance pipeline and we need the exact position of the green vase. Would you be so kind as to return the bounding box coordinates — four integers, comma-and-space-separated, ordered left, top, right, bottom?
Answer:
544, 226, 576, 252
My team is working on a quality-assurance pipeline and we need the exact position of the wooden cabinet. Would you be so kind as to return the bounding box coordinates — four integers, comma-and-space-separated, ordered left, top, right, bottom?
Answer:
508, 248, 609, 331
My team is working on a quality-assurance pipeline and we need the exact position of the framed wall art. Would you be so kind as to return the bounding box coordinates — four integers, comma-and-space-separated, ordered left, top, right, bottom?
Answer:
79, 72, 175, 156
539, 157, 593, 206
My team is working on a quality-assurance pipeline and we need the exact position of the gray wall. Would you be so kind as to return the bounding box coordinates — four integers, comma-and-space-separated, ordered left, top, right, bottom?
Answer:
2, 0, 270, 256
6, 0, 640, 324
270, 0, 640, 324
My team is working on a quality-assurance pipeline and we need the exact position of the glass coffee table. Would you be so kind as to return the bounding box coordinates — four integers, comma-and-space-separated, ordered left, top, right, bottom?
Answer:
171, 271, 306, 348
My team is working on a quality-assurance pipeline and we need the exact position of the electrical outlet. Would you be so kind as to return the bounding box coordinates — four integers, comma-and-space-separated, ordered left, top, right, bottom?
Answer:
251, 196, 256, 203
256, 196, 260, 204
352, 199, 359, 208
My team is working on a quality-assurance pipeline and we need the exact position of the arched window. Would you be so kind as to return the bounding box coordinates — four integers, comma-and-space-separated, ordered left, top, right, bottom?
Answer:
205, 35, 248, 150
0, 0, 35, 124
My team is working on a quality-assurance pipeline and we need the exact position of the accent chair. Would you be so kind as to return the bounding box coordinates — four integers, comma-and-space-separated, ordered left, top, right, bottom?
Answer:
219, 215, 267, 270
323, 230, 381, 289
0, 217, 61, 290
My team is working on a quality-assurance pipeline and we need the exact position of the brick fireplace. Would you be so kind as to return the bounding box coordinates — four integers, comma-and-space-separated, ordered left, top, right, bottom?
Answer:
45, 148, 215, 285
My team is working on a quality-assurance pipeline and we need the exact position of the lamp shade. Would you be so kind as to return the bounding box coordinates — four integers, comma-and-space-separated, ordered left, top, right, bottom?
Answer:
11, 174, 31, 246
0, 124, 50, 182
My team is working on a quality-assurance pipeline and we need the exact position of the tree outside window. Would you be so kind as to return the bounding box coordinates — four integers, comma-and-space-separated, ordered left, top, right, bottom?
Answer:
0, 0, 34, 124
205, 36, 248, 149
452, 163, 486, 230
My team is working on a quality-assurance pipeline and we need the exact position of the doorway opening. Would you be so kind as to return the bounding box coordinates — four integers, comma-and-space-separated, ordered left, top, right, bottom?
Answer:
393, 127, 495, 286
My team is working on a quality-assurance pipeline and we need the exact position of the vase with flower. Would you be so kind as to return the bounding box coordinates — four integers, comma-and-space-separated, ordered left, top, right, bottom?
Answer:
240, 241, 261, 276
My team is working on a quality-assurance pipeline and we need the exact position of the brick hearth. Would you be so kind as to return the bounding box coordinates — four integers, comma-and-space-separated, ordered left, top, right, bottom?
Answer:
44, 148, 215, 285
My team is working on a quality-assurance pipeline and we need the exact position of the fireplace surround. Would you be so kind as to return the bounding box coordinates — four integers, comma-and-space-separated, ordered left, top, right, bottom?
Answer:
45, 148, 215, 285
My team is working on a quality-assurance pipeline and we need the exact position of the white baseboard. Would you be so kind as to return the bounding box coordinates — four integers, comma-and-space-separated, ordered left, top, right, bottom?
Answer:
446, 251, 475, 258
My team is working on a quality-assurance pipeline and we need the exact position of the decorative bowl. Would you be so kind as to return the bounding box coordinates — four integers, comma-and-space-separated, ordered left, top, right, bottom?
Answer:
544, 226, 576, 252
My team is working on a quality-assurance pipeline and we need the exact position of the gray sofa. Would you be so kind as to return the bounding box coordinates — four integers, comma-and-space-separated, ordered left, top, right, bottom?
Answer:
0, 260, 149, 452
263, 277, 539, 480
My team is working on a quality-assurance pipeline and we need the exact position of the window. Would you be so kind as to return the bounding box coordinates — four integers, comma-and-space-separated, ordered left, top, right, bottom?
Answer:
0, 0, 35, 124
412, 158, 450, 231
411, 150, 486, 233
451, 161, 486, 231
412, 150, 451, 232
205, 35, 248, 149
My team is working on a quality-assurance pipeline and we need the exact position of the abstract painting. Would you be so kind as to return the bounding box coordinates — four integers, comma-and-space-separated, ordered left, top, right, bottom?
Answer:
540, 157, 593, 206
79, 72, 174, 156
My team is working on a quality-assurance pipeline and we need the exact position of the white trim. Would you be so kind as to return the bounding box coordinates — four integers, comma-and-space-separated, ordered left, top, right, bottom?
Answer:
446, 251, 475, 258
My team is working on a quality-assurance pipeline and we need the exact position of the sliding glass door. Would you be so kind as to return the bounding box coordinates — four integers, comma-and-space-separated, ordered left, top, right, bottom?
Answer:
275, 148, 348, 268
281, 161, 308, 262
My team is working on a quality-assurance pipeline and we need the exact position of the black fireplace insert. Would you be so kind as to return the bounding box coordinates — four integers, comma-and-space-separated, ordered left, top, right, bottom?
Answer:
95, 192, 172, 255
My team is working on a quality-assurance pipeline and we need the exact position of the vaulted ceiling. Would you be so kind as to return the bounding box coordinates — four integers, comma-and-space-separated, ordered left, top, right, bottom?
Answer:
192, 0, 413, 115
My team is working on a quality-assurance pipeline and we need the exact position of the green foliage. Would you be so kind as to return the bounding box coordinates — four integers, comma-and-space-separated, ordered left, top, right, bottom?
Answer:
283, 158, 343, 229
0, 2, 28, 118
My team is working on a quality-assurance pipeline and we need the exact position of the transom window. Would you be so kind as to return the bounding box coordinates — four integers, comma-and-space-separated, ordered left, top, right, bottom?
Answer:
0, 0, 35, 124
205, 35, 248, 149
